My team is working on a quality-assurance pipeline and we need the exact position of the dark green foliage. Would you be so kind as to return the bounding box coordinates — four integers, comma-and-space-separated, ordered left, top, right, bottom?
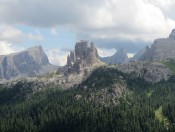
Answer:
162, 60, 175, 74
0, 81, 33, 105
0, 67, 175, 131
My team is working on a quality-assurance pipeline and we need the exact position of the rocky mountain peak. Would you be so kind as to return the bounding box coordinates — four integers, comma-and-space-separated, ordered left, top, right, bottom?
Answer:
25, 45, 49, 65
100, 48, 128, 64
138, 29, 175, 61
67, 40, 100, 73
169, 29, 175, 39
26, 45, 42, 51
117, 48, 127, 56
0, 45, 56, 81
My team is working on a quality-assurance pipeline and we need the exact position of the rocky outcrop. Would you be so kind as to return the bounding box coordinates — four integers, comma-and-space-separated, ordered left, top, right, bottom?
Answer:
139, 29, 175, 61
100, 48, 128, 64
0, 45, 57, 81
67, 40, 100, 73
169, 29, 175, 38
117, 62, 173, 83
131, 48, 146, 62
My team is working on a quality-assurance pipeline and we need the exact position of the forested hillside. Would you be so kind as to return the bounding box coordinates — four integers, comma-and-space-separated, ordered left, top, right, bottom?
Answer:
0, 67, 175, 131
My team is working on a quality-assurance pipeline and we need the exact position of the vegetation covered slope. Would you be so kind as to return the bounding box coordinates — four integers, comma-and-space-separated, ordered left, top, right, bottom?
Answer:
0, 67, 175, 131
162, 60, 175, 74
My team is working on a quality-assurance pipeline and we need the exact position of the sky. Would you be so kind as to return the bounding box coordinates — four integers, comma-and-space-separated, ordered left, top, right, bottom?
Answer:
0, 0, 175, 66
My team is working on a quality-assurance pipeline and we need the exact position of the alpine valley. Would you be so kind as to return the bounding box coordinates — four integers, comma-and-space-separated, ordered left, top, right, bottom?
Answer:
1, 30, 175, 132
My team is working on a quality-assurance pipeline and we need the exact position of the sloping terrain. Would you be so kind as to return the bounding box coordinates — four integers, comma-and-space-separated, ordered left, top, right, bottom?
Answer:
100, 48, 128, 64
1, 66, 175, 131
0, 46, 57, 82
139, 30, 175, 61
117, 61, 173, 83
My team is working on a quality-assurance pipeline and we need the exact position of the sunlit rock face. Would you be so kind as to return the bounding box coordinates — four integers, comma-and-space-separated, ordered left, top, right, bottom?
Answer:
139, 29, 175, 61
0, 45, 56, 80
67, 40, 100, 73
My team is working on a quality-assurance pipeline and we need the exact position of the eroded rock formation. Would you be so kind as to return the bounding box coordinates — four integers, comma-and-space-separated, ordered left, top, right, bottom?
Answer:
67, 40, 100, 73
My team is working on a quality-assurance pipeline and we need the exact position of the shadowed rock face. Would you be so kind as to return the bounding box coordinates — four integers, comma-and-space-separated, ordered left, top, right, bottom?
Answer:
67, 40, 100, 73
100, 48, 128, 64
169, 29, 175, 38
139, 29, 175, 61
0, 46, 56, 80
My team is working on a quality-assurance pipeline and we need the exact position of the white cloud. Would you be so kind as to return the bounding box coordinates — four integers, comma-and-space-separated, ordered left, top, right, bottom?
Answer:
51, 28, 58, 36
27, 33, 43, 41
97, 48, 116, 57
134, 0, 175, 40
127, 53, 134, 58
0, 0, 174, 51
0, 25, 23, 43
46, 48, 69, 66
0, 25, 44, 44
81, 0, 175, 42
0, 25, 44, 56
0, 41, 15, 55
148, 0, 175, 10
98, 48, 135, 58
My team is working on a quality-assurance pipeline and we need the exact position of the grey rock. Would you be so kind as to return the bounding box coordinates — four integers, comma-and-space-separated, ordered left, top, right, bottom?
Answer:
100, 48, 128, 64
86, 81, 127, 106
169, 29, 175, 39
117, 62, 173, 83
0, 45, 57, 81
139, 29, 175, 61
67, 40, 100, 73
130, 48, 146, 61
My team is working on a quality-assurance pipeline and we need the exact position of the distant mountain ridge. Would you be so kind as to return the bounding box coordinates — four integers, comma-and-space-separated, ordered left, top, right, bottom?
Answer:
100, 48, 128, 64
138, 29, 175, 61
0, 45, 57, 81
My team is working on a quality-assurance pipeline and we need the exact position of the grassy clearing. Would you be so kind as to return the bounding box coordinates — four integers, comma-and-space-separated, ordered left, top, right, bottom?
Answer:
155, 106, 169, 129
147, 90, 153, 97
161, 60, 175, 74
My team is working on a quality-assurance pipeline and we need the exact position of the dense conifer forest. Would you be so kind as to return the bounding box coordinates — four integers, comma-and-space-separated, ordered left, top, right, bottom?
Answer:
0, 67, 175, 132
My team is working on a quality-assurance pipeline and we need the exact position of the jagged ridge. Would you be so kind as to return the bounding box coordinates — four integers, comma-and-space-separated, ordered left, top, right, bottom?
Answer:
100, 48, 128, 64
139, 29, 175, 61
0, 45, 57, 81
67, 40, 100, 73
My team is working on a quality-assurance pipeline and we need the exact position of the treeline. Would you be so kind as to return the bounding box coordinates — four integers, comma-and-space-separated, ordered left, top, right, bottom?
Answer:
0, 67, 175, 131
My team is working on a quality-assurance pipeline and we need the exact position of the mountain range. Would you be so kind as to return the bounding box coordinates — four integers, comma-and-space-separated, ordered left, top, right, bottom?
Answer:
137, 29, 175, 61
0, 29, 175, 82
1, 29, 175, 131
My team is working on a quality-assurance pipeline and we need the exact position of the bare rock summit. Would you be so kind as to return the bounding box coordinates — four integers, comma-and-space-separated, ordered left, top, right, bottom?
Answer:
139, 29, 175, 61
0, 45, 57, 81
67, 40, 100, 73
100, 48, 128, 64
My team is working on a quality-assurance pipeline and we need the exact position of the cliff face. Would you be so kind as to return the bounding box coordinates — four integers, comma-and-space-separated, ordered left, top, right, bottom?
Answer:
139, 29, 175, 61
67, 40, 100, 73
169, 29, 175, 38
100, 48, 128, 64
0, 45, 57, 80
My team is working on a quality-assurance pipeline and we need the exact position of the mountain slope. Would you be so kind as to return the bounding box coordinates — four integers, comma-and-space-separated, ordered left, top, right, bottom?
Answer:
117, 61, 173, 83
139, 29, 175, 61
0, 46, 57, 81
100, 48, 128, 64
1, 66, 175, 131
